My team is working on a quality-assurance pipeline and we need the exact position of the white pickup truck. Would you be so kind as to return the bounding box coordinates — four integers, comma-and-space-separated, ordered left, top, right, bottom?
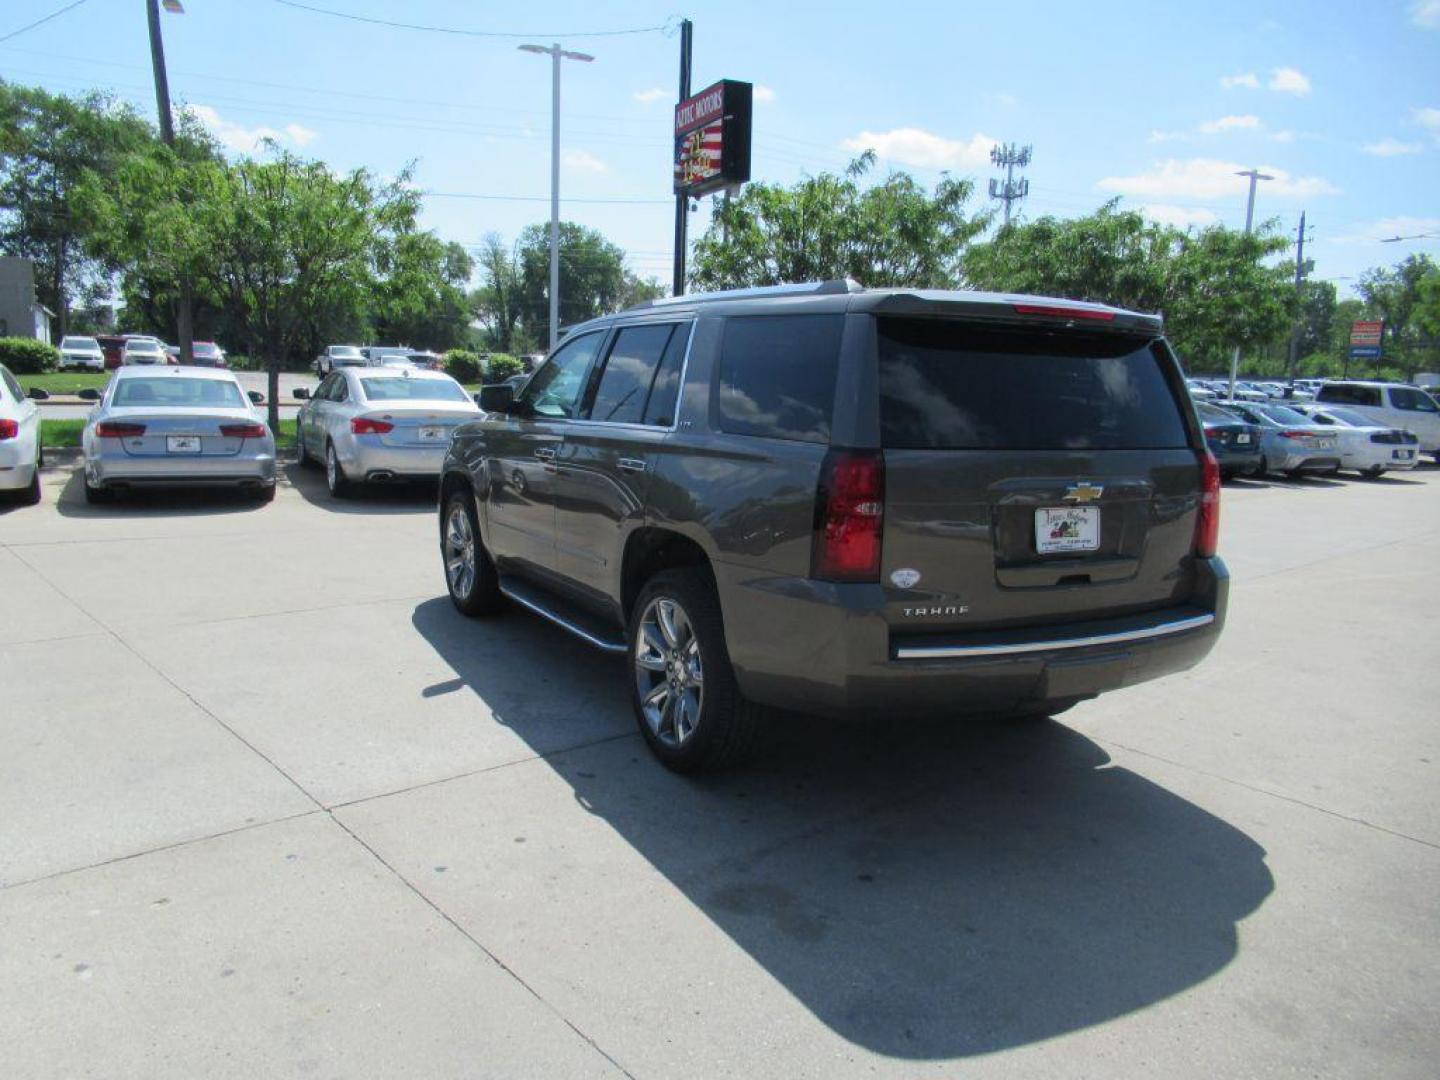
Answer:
314, 345, 365, 375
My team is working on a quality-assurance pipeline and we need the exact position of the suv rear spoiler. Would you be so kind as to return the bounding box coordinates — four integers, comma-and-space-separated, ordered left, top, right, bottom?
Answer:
865, 291, 1163, 334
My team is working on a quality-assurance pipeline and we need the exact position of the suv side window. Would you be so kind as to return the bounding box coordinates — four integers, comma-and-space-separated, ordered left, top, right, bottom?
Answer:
1318, 384, 1381, 408
716, 314, 844, 443
520, 331, 605, 419
1388, 386, 1439, 413
642, 323, 691, 427
585, 323, 677, 425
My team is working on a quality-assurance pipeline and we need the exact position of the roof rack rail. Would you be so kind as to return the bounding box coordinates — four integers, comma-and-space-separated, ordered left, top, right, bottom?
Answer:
632, 279, 865, 309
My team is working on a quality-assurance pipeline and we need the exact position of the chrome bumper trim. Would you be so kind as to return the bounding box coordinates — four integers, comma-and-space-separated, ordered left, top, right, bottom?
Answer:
895, 613, 1216, 660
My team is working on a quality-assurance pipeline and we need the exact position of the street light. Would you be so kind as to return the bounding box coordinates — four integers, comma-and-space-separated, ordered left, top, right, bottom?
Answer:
1228, 168, 1274, 400
147, 0, 194, 364
519, 43, 595, 352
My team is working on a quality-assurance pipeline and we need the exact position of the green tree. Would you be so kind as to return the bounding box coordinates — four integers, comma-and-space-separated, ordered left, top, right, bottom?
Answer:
0, 82, 155, 339
516, 221, 639, 341
372, 231, 473, 351
471, 233, 524, 353
1293, 278, 1337, 360
1357, 254, 1439, 375
690, 153, 987, 290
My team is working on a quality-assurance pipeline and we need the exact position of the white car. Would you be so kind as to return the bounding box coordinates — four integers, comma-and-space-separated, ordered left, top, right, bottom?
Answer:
0, 363, 42, 505
59, 335, 105, 371
1313, 381, 1440, 459
1290, 404, 1421, 477
122, 337, 167, 366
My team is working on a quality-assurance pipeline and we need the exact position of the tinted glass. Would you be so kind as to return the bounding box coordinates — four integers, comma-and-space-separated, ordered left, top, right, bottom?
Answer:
1257, 404, 1311, 425
1317, 384, 1382, 407
1, 366, 21, 402
717, 314, 843, 443
359, 377, 470, 402
1197, 402, 1240, 423
878, 319, 1188, 450
62, 336, 99, 349
521, 332, 604, 419
642, 323, 691, 426
112, 377, 244, 408
1322, 407, 1373, 427
587, 324, 675, 424
1389, 386, 1438, 412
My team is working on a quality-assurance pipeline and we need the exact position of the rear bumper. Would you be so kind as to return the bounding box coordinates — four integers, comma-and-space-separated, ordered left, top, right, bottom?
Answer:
1211, 446, 1262, 473
716, 557, 1228, 719
343, 440, 447, 480
87, 448, 275, 488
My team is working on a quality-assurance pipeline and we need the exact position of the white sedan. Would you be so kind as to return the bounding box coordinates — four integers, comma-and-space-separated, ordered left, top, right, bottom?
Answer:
1293, 404, 1421, 477
0, 362, 43, 505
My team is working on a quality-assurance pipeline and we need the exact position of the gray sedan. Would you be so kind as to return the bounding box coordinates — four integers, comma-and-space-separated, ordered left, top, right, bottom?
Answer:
82, 367, 276, 503
1216, 401, 1341, 477
294, 367, 480, 497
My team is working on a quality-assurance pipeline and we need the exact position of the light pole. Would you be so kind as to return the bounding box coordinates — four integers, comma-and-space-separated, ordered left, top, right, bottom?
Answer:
146, 0, 193, 364
1228, 168, 1272, 400
519, 42, 594, 352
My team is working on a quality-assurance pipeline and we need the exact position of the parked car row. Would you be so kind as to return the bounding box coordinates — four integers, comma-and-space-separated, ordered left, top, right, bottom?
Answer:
313, 344, 443, 376
61, 334, 229, 371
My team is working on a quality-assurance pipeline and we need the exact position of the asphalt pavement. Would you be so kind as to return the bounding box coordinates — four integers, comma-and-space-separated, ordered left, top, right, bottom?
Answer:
2, 460, 1437, 1078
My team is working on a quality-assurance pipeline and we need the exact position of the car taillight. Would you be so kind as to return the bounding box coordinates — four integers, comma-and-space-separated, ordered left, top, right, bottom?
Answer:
351, 417, 394, 435
1194, 451, 1220, 558
1013, 303, 1116, 322
812, 449, 884, 582
1278, 429, 1312, 440
0, 419, 18, 440
95, 422, 146, 437
220, 422, 267, 438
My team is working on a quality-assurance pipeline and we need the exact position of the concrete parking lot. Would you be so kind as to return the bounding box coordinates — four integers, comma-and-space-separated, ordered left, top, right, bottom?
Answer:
2, 459, 1437, 1078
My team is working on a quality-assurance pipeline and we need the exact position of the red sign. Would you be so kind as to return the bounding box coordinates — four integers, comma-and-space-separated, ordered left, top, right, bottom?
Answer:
674, 83, 727, 136
672, 80, 752, 198
1350, 320, 1384, 346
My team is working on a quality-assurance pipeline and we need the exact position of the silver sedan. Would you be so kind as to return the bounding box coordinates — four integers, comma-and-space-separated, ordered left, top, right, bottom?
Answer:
293, 367, 480, 497
82, 367, 276, 503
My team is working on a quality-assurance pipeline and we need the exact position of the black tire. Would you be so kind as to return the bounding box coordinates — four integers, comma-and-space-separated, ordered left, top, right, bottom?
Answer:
1284, 468, 1303, 479
628, 568, 764, 773
20, 466, 41, 506
1252, 457, 1267, 477
1004, 701, 1078, 722
83, 476, 112, 504
325, 442, 353, 498
440, 490, 502, 616
254, 483, 276, 504
1361, 466, 1384, 480
295, 426, 311, 466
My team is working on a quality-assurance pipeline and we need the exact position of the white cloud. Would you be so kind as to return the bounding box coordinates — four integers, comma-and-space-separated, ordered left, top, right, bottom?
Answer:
1415, 106, 1440, 141
1148, 129, 1191, 144
189, 104, 316, 153
1097, 158, 1339, 199
561, 148, 607, 173
1198, 114, 1261, 134
753, 85, 776, 103
632, 87, 666, 103
1412, 1, 1440, 28
1364, 137, 1423, 156
840, 127, 997, 169
1142, 204, 1219, 229
1221, 72, 1260, 89
1269, 129, 1297, 143
1268, 67, 1311, 95
1333, 216, 1440, 245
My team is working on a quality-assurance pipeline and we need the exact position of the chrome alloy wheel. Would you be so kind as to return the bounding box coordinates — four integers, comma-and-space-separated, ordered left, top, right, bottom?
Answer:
326, 445, 339, 491
634, 596, 704, 747
444, 504, 477, 599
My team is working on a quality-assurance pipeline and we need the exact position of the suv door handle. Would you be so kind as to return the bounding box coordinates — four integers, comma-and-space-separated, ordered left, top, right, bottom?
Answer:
533, 447, 556, 461
617, 458, 647, 474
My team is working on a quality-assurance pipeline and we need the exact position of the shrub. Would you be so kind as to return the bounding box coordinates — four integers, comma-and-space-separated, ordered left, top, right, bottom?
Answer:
485, 353, 524, 381
444, 348, 481, 383
0, 336, 59, 374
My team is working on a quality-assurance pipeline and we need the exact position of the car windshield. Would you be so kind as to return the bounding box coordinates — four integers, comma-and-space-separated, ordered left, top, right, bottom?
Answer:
112, 377, 244, 408
127, 340, 162, 353
358, 377, 470, 402
1197, 403, 1240, 423
62, 336, 99, 349
193, 343, 220, 357
332, 346, 362, 357
1257, 404, 1310, 425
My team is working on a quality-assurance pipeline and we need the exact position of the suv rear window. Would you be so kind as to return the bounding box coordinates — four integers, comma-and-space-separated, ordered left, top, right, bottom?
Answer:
717, 314, 843, 443
877, 319, 1188, 450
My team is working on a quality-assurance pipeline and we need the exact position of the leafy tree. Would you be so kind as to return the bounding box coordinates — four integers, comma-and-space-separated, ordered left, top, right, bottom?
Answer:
1358, 254, 1439, 374
485, 353, 525, 380
471, 233, 525, 354
690, 153, 987, 290
443, 348, 481, 383
964, 201, 1291, 369
1294, 278, 1336, 360
515, 221, 640, 341
372, 230, 473, 351
0, 82, 155, 339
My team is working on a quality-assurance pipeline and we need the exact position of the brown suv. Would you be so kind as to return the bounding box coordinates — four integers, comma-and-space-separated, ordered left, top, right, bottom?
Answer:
439, 282, 1227, 771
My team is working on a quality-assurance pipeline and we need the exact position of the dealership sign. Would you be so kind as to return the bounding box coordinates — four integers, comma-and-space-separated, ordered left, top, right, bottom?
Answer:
1350, 320, 1384, 347
674, 79, 753, 197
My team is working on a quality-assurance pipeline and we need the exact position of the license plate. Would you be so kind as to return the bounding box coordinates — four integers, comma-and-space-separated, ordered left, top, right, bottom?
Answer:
166, 435, 201, 454
1316, 439, 1335, 449
1036, 507, 1100, 554
1395, 449, 1413, 460
418, 425, 447, 441
1235, 433, 1251, 444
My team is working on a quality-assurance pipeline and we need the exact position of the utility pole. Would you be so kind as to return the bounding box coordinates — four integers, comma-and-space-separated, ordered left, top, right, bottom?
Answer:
146, 0, 193, 363
1286, 211, 1311, 387
1227, 168, 1273, 399
519, 42, 594, 351
671, 18, 693, 297
988, 143, 1031, 229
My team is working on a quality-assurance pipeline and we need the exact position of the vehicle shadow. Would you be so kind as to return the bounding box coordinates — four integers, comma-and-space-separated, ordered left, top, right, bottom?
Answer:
51, 464, 271, 518
1359, 473, 1426, 486
282, 462, 437, 515
410, 596, 1274, 1059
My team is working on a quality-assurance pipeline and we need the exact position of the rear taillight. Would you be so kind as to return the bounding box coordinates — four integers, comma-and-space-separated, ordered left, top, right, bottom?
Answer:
95, 422, 146, 437
219, 422, 267, 438
1013, 303, 1116, 322
1194, 451, 1221, 558
351, 417, 394, 435
812, 449, 884, 582
0, 419, 18, 440
1278, 429, 1312, 440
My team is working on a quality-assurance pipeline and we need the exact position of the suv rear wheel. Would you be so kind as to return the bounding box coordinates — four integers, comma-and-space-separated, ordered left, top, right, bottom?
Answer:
629, 569, 762, 773
442, 491, 502, 615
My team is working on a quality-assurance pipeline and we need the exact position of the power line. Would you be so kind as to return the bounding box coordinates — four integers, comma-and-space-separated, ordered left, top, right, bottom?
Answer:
0, 0, 89, 44
271, 1, 676, 40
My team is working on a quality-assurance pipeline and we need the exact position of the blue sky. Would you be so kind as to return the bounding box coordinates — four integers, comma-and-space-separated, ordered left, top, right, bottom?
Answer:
2, 0, 1438, 296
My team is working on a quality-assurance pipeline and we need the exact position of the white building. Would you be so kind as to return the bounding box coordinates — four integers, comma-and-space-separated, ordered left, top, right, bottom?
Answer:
0, 256, 54, 342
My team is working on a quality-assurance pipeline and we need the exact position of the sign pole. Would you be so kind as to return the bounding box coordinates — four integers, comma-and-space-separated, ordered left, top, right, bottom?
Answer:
672, 19, 693, 297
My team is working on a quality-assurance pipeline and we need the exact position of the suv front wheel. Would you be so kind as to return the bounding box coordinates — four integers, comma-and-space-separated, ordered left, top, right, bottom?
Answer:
629, 569, 762, 773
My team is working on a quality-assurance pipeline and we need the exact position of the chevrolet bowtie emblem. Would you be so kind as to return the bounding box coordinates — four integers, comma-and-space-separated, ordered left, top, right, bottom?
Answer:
1063, 483, 1105, 503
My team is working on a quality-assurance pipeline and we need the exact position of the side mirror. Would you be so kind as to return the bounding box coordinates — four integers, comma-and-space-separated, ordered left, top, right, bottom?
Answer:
293, 387, 310, 400
247, 390, 265, 405
478, 383, 515, 414
27, 387, 50, 401
77, 387, 102, 402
